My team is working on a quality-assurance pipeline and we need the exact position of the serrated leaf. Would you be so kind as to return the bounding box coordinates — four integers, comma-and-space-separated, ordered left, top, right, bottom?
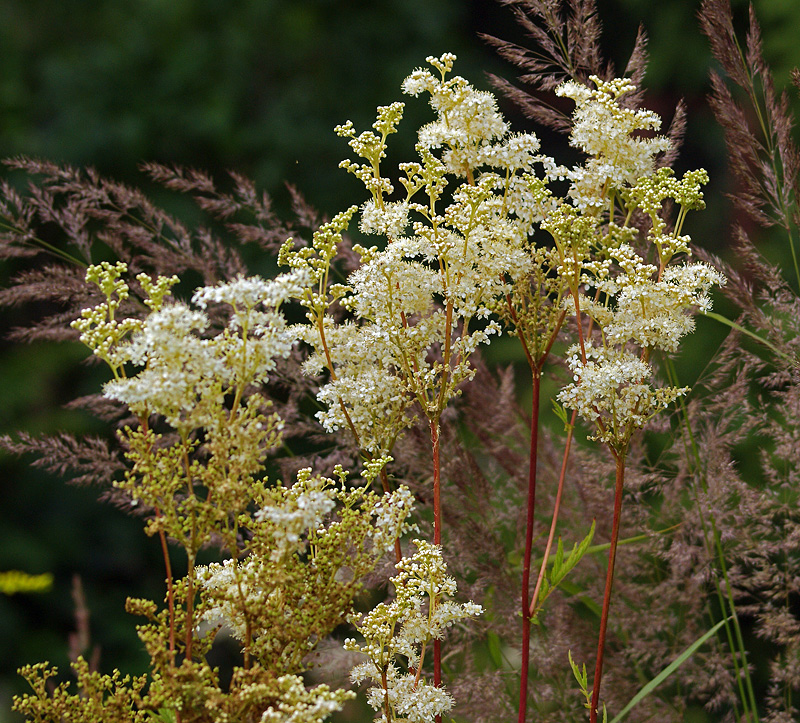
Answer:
551, 520, 596, 589
552, 399, 571, 431
539, 577, 550, 601
552, 535, 565, 579
568, 649, 588, 691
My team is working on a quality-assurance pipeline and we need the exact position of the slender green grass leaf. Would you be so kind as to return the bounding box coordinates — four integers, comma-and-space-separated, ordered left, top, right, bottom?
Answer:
702, 310, 798, 366
610, 616, 731, 723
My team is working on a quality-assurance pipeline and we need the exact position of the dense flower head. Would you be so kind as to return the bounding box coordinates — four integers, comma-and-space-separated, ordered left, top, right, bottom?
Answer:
558, 345, 689, 448
254, 468, 337, 561
73, 265, 305, 430
556, 75, 671, 210
259, 675, 354, 723
403, 54, 509, 175
602, 262, 726, 352
351, 662, 455, 723
192, 270, 310, 313
103, 302, 225, 427
345, 539, 482, 722
194, 466, 414, 659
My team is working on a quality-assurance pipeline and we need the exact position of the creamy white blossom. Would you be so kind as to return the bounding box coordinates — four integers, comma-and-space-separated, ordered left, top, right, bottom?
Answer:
359, 199, 409, 236
192, 270, 310, 311
558, 345, 689, 447
345, 539, 482, 722
260, 675, 353, 723
255, 471, 337, 561
103, 303, 226, 428
557, 76, 671, 210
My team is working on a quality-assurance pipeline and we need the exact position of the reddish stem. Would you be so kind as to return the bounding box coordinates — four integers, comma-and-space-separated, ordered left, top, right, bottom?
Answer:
528, 409, 577, 618
156, 522, 176, 662
518, 370, 541, 722
589, 451, 626, 723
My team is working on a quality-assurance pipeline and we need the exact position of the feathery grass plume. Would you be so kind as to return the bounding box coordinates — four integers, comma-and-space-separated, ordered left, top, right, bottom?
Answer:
0, 160, 334, 499
586, 2, 800, 721
700, 0, 800, 291
481, 0, 647, 133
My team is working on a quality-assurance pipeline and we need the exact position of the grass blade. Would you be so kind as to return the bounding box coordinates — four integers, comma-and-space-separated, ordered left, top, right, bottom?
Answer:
609, 616, 731, 723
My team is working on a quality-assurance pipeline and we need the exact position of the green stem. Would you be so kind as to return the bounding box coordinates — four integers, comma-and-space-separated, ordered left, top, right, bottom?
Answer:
702, 310, 797, 366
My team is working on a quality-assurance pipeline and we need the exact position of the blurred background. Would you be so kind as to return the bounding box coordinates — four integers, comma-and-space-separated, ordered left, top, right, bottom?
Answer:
1, 0, 799, 720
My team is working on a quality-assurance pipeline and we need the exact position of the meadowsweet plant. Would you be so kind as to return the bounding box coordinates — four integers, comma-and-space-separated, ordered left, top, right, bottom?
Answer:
4, 4, 772, 721
471, 69, 724, 720
549, 116, 725, 720
14, 261, 415, 722
280, 53, 556, 695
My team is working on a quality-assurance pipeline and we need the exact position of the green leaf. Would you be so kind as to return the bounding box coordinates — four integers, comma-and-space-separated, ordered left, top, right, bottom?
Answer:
610, 616, 731, 723
568, 649, 588, 692
148, 709, 177, 723
551, 520, 596, 589
551, 399, 572, 431
552, 536, 565, 579
703, 310, 798, 367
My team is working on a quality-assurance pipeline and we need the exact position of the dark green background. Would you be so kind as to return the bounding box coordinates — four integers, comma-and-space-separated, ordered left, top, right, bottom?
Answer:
1, 1, 798, 720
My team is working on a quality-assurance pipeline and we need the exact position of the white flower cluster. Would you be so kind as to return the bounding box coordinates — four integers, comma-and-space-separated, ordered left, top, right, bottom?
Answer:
403, 53, 509, 176
601, 261, 725, 352
351, 662, 454, 723
103, 302, 224, 428
359, 199, 409, 237
557, 242, 724, 448
345, 539, 482, 723
74, 267, 303, 431
292, 54, 558, 454
196, 556, 267, 640
558, 346, 689, 446
524, 74, 728, 450
196, 466, 414, 653
260, 674, 354, 723
255, 468, 337, 561
557, 76, 671, 211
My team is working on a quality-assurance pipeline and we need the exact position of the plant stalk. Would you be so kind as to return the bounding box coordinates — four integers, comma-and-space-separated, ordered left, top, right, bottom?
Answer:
518, 369, 541, 723
430, 417, 442, 722
528, 410, 577, 619
590, 451, 626, 723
